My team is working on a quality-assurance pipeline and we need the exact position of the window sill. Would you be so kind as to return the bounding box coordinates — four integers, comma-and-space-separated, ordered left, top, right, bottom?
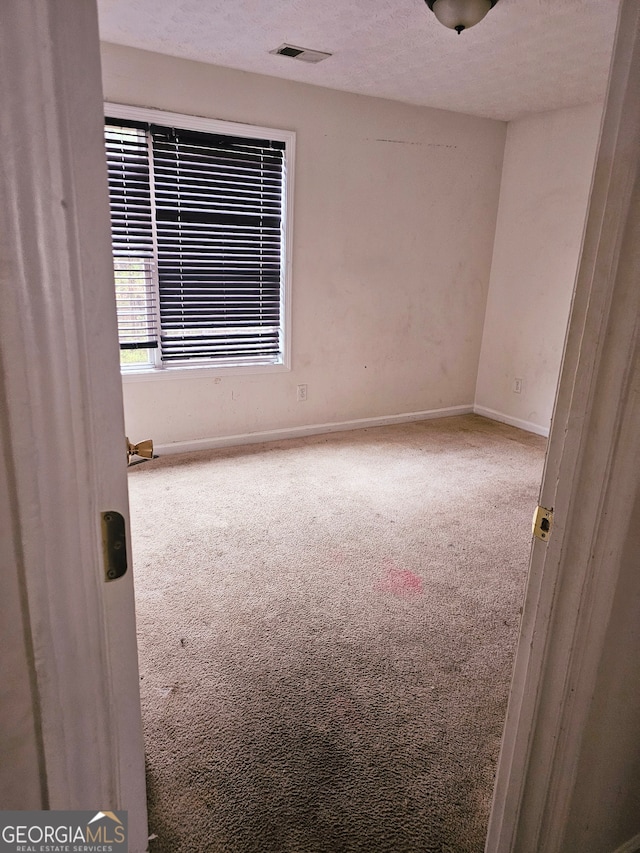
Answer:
120, 362, 290, 383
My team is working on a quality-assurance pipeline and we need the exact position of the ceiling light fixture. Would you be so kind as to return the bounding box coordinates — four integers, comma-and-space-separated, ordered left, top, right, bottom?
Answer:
425, 0, 500, 34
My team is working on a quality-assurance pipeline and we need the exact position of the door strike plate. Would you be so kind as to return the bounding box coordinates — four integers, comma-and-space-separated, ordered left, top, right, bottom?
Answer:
532, 505, 553, 542
101, 510, 128, 581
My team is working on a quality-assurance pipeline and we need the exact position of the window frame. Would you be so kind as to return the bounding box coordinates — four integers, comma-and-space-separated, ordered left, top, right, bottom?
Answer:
104, 102, 295, 381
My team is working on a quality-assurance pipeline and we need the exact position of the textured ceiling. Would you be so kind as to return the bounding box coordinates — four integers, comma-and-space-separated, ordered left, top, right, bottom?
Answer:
97, 0, 620, 121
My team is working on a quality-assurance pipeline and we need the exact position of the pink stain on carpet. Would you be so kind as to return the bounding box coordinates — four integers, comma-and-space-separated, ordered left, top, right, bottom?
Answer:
374, 564, 424, 597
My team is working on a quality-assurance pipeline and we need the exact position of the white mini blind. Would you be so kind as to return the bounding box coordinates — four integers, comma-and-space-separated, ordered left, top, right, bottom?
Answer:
104, 117, 286, 365
104, 121, 158, 350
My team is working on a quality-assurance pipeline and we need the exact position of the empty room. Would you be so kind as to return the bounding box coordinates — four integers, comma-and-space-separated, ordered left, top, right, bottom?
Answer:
4, 2, 640, 853
100, 1, 610, 848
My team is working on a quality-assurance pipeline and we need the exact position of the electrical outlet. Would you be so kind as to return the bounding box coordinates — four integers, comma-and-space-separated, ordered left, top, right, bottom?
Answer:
513, 378, 523, 394
297, 384, 308, 402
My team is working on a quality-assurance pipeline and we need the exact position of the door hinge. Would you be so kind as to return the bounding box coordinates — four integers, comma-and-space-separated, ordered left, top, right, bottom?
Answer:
532, 505, 553, 542
101, 510, 128, 581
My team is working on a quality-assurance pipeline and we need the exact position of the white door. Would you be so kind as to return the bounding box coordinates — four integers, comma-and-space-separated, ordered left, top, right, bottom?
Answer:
487, 1, 640, 850
0, 2, 147, 851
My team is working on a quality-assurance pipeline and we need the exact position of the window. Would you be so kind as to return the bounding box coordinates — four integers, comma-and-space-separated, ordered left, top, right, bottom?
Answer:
104, 105, 294, 373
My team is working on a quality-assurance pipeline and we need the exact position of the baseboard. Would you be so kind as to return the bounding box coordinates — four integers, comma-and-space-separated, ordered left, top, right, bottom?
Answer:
612, 833, 640, 853
154, 404, 474, 456
473, 405, 550, 437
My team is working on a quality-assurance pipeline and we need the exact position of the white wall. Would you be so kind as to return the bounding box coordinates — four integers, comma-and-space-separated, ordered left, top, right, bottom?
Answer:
100, 43, 506, 450
475, 103, 603, 436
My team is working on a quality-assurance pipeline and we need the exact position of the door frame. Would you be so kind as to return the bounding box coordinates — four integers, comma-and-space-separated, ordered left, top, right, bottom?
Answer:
0, 2, 147, 850
2, 2, 639, 853
487, 1, 640, 849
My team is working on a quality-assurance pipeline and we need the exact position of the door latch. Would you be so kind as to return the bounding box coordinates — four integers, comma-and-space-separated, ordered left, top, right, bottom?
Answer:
532, 505, 553, 542
101, 510, 128, 581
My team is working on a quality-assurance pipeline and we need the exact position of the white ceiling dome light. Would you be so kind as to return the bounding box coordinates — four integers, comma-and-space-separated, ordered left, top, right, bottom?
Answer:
425, 0, 500, 34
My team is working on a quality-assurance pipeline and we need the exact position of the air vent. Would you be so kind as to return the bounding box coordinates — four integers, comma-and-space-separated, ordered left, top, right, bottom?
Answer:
269, 44, 332, 64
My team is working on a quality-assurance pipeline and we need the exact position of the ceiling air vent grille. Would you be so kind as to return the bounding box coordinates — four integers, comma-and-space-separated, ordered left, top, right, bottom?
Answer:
270, 44, 332, 64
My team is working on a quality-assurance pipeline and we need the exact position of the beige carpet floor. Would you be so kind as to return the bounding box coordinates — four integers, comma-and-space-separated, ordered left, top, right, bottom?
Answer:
128, 414, 546, 853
